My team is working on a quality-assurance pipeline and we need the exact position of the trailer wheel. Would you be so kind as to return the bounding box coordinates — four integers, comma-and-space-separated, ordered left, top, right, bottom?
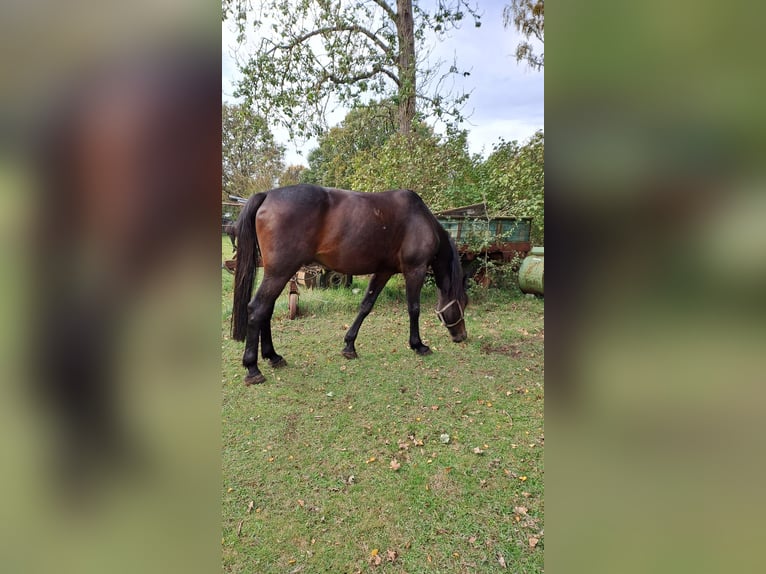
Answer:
322, 270, 352, 288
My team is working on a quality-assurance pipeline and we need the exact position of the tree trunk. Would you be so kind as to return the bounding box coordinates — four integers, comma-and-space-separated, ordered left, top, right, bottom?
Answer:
396, 0, 416, 135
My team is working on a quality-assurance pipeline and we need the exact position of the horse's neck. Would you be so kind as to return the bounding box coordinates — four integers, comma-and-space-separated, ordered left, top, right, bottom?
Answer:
432, 231, 456, 296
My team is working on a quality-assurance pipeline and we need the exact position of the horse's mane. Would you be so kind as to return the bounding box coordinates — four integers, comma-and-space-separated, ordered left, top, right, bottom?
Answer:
431, 212, 465, 301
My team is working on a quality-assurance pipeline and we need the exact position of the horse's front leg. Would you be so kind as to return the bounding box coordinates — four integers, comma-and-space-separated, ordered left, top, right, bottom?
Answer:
243, 276, 287, 385
404, 267, 432, 356
342, 272, 393, 359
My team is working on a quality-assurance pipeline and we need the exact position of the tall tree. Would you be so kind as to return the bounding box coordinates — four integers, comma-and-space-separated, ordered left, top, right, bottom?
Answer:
503, 0, 544, 71
223, 0, 481, 138
222, 103, 284, 200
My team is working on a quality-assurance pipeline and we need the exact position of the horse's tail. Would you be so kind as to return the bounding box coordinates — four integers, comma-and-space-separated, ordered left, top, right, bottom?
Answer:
231, 192, 268, 341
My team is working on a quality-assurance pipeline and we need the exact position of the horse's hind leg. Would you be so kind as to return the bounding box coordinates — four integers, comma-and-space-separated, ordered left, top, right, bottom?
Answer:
259, 299, 287, 368
243, 275, 288, 384
342, 272, 393, 359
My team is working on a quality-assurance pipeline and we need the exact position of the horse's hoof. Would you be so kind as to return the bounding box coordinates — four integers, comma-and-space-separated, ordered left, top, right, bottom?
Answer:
342, 350, 358, 360
244, 372, 266, 385
270, 357, 287, 369
416, 346, 433, 356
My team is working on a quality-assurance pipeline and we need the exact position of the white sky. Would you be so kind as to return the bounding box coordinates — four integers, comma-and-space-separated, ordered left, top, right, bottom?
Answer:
221, 0, 543, 166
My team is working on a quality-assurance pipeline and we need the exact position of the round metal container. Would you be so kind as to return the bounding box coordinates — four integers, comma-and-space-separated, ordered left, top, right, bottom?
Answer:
518, 247, 544, 295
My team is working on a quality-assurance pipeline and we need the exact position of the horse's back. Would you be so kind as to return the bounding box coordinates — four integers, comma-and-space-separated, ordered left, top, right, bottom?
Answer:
255, 185, 439, 275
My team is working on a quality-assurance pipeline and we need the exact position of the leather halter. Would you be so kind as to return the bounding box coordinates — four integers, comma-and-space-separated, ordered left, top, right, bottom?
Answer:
435, 299, 464, 328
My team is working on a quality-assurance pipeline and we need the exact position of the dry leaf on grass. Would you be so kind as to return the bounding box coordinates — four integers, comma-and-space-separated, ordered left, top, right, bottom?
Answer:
390, 459, 401, 471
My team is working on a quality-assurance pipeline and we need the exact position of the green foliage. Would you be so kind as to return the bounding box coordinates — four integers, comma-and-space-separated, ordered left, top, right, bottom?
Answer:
299, 102, 478, 210
477, 131, 544, 244
301, 100, 400, 189
349, 127, 478, 210
503, 0, 544, 71
225, 0, 481, 137
296, 108, 543, 248
278, 164, 307, 187
222, 103, 284, 200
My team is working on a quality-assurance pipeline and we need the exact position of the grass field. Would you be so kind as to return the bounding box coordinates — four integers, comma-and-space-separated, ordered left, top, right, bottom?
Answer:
221, 239, 544, 573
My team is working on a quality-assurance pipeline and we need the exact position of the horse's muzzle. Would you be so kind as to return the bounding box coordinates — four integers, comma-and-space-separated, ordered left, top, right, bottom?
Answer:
452, 331, 467, 343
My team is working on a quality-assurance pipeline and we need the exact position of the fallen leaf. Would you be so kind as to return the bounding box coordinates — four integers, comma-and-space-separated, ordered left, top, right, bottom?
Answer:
390, 459, 401, 471
519, 476, 528, 482
529, 536, 539, 549
386, 549, 398, 562
370, 549, 379, 557
297, 499, 305, 508
497, 554, 507, 568
472, 447, 485, 455
514, 506, 528, 515
366, 456, 376, 464
468, 536, 477, 544
439, 433, 451, 444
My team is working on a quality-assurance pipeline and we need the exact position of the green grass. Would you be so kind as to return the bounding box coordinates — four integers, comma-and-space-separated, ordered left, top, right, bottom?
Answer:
221, 239, 544, 573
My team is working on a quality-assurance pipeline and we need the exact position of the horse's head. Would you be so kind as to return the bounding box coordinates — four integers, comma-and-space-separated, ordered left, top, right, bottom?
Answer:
436, 276, 468, 343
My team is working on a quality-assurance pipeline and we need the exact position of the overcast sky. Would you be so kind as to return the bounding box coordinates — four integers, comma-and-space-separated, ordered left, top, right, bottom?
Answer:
221, 0, 543, 166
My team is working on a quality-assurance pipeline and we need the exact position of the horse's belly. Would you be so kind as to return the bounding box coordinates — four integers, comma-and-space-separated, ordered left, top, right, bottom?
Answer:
314, 250, 398, 276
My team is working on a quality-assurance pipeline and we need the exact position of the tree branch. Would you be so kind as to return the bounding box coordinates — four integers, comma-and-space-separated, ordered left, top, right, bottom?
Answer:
370, 0, 397, 23
319, 64, 398, 87
273, 24, 392, 57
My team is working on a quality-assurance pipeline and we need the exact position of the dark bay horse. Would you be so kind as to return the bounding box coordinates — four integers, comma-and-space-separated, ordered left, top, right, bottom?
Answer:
231, 184, 468, 385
